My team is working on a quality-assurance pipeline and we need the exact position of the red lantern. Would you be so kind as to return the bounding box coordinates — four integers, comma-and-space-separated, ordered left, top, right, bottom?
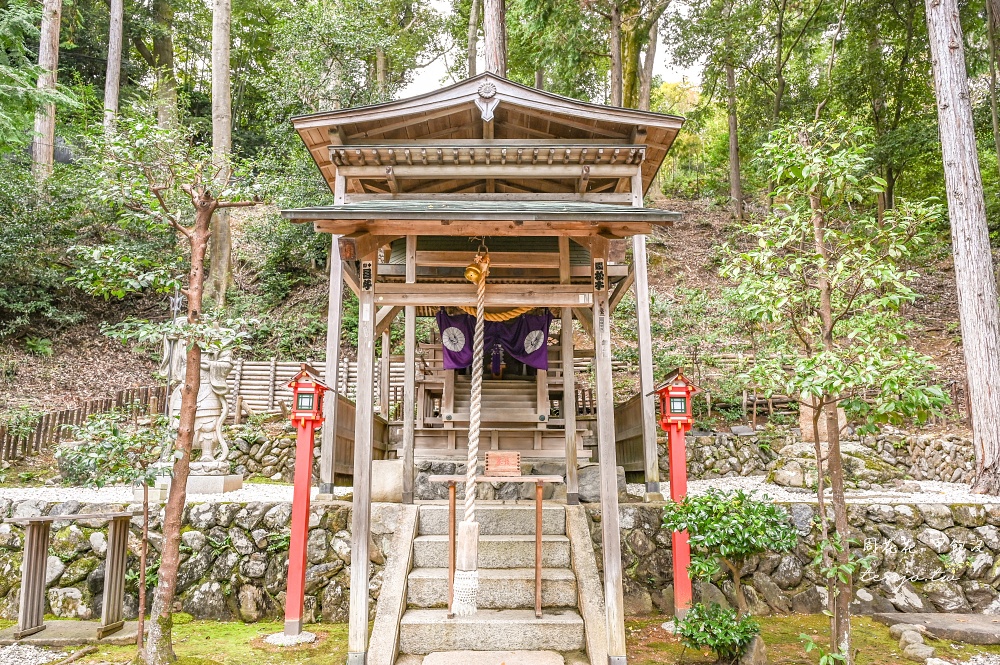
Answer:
288, 363, 328, 424
283, 363, 329, 637
655, 368, 699, 433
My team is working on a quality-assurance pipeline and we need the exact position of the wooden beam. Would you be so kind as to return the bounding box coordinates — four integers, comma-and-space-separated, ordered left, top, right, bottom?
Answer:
315, 220, 657, 238
380, 329, 391, 418
609, 268, 636, 311
632, 234, 660, 495
561, 308, 579, 504
342, 262, 361, 296
416, 251, 560, 269
320, 235, 344, 494
348, 253, 378, 662
373, 283, 595, 307
345, 192, 634, 203
592, 244, 627, 660
375, 306, 402, 335
577, 165, 590, 195
573, 307, 594, 338
345, 103, 476, 139
337, 164, 640, 179
339, 233, 401, 262
402, 235, 417, 504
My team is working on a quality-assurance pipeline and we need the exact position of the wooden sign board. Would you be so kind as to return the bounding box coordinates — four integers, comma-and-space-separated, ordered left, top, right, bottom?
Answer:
485, 451, 521, 477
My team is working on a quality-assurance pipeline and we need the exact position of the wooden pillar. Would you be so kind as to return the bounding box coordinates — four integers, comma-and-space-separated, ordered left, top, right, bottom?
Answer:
632, 236, 660, 497
379, 330, 391, 418
631, 174, 660, 497
15, 520, 50, 638
593, 240, 627, 663
320, 233, 344, 495
348, 251, 377, 665
98, 516, 129, 638
561, 307, 579, 504
402, 235, 417, 504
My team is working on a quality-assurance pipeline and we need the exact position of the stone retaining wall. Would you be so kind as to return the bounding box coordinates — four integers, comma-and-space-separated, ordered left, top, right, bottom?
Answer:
0, 498, 399, 624
670, 428, 976, 488
6, 494, 999, 624
228, 429, 318, 483
590, 501, 1000, 616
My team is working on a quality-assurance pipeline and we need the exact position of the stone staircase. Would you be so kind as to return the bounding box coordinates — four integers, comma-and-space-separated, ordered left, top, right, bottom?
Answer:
397, 503, 587, 660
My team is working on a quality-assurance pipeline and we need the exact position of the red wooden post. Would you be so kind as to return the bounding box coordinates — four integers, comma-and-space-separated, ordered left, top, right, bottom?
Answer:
668, 420, 692, 615
285, 417, 317, 636
282, 363, 329, 637
653, 368, 699, 618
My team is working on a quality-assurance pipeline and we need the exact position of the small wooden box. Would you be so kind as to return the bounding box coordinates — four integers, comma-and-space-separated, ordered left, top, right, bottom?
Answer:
485, 451, 521, 477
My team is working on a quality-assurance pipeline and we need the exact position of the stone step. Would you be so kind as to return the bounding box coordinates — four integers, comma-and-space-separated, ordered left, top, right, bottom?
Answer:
407, 567, 577, 609
413, 534, 571, 569
398, 609, 585, 654
418, 505, 565, 536
421, 650, 565, 665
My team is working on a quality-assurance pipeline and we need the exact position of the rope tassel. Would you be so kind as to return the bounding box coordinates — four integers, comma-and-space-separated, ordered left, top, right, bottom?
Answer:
452, 251, 489, 617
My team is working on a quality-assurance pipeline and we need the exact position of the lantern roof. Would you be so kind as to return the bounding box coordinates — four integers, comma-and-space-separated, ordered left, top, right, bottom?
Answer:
650, 368, 700, 395
286, 363, 330, 391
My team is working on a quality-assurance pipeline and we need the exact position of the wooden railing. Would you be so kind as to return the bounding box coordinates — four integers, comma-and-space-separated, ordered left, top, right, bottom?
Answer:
328, 393, 390, 479
0, 385, 168, 464
612, 393, 646, 473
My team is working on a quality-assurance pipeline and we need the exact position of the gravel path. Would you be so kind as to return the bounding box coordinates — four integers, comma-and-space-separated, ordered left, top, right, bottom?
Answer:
0, 645, 62, 665
0, 482, 352, 504
627, 476, 1000, 504
0, 477, 996, 506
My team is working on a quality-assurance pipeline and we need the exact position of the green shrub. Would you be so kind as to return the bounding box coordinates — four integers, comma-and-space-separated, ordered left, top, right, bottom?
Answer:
678, 602, 759, 664
662, 489, 797, 613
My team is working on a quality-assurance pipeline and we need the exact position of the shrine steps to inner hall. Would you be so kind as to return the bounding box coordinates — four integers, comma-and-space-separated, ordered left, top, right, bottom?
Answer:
369, 502, 608, 665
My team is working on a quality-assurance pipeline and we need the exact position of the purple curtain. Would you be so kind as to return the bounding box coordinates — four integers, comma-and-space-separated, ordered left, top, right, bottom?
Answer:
436, 309, 553, 371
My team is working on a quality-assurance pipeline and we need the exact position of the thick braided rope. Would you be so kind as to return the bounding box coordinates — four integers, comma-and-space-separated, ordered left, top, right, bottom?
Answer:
457, 305, 532, 322
464, 271, 487, 524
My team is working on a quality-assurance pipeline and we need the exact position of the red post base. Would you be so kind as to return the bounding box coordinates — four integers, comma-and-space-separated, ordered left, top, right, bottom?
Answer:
668, 423, 693, 615
284, 419, 316, 636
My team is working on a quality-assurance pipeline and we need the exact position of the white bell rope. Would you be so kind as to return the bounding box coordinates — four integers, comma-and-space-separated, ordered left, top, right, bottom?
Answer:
451, 255, 488, 617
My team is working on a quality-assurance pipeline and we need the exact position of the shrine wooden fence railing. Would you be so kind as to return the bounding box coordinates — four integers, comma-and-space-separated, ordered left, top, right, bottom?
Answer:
226, 356, 625, 423
0, 385, 168, 464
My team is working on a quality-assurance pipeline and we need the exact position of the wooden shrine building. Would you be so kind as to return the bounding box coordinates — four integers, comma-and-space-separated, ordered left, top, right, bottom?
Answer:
282, 74, 683, 665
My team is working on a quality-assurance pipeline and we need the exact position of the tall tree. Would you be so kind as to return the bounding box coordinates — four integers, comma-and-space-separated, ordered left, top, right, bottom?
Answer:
987, 0, 1000, 170
925, 0, 1000, 494
31, 0, 62, 181
208, 0, 232, 306
467, 0, 480, 76
93, 122, 259, 665
133, 0, 178, 127
484, 0, 506, 74
103, 0, 124, 129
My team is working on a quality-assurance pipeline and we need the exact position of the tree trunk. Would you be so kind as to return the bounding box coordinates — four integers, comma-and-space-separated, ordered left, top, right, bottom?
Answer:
824, 396, 852, 659
535, 68, 544, 89
987, 0, 1000, 169
772, 0, 786, 124
103, 0, 124, 130
152, 0, 178, 128
609, 4, 622, 106
805, 159, 852, 659
483, 0, 506, 75
375, 48, 387, 97
208, 0, 232, 308
140, 195, 216, 665
926, 0, 1000, 494
31, 0, 62, 182
637, 19, 657, 111
138, 483, 148, 649
725, 55, 744, 219
467, 0, 480, 77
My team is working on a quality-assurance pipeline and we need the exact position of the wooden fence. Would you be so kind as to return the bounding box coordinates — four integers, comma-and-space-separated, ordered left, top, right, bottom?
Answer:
0, 385, 168, 464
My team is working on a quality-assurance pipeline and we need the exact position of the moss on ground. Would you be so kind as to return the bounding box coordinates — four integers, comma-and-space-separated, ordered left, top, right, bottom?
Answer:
626, 614, 1000, 664
0, 615, 991, 664
78, 621, 348, 665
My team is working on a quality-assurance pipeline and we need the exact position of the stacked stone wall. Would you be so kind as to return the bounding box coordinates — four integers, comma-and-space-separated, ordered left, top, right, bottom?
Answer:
0, 498, 398, 624
591, 501, 1000, 616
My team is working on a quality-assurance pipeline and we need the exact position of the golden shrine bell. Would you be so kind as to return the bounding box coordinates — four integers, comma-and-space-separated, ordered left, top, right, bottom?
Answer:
464, 253, 490, 284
